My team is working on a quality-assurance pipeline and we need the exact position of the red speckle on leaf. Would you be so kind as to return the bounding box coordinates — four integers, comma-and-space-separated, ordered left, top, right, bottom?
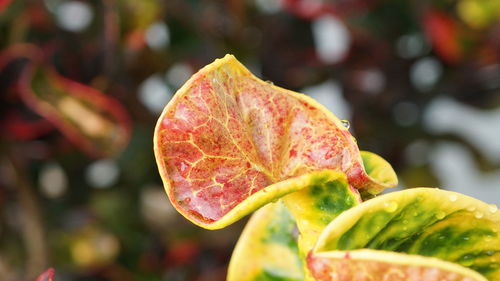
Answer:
155, 56, 385, 226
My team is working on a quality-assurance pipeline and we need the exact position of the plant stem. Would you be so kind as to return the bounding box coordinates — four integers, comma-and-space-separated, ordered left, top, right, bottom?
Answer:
5, 147, 48, 281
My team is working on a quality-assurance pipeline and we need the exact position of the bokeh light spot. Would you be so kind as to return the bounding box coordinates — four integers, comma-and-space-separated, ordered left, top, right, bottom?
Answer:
145, 21, 170, 50
312, 16, 350, 64
141, 185, 177, 229
430, 141, 500, 205
424, 97, 500, 163
303, 80, 351, 120
56, 1, 93, 32
139, 74, 172, 114
255, 0, 282, 14
396, 33, 429, 59
356, 69, 386, 95
85, 159, 119, 189
166, 63, 194, 89
71, 229, 120, 267
410, 57, 442, 92
39, 162, 68, 198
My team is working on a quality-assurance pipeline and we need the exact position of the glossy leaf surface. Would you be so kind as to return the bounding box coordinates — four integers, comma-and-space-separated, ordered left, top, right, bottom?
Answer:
227, 201, 303, 281
312, 188, 500, 281
154, 54, 396, 229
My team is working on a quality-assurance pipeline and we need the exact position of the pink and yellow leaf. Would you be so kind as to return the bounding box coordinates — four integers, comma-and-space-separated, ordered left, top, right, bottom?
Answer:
154, 54, 397, 229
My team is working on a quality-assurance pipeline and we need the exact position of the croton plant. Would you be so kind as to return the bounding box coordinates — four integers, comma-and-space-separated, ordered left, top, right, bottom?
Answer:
34, 55, 499, 281
151, 55, 499, 281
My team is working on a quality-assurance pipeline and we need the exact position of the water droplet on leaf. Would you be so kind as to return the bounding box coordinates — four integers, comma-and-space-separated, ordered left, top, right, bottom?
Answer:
489, 204, 498, 213
460, 254, 474, 266
448, 194, 457, 202
340, 120, 350, 129
467, 206, 476, 212
383, 201, 398, 213
265, 80, 274, 85
474, 211, 484, 219
435, 210, 446, 219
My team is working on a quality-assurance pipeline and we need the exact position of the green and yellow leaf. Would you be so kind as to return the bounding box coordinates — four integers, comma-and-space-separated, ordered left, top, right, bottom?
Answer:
227, 201, 303, 281
310, 188, 500, 281
283, 158, 395, 280
282, 170, 360, 255
229, 170, 366, 281
358, 151, 398, 198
